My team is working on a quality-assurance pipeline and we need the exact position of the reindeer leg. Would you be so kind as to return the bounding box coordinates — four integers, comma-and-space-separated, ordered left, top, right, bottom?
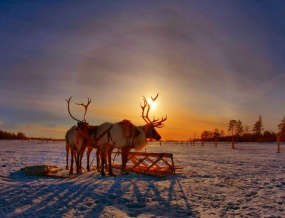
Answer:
77, 152, 81, 174
66, 145, 69, 170
80, 150, 84, 173
69, 148, 74, 174
75, 151, 79, 174
80, 141, 87, 173
96, 148, 101, 172
121, 147, 131, 175
108, 148, 115, 177
87, 147, 92, 172
100, 152, 106, 176
77, 152, 82, 174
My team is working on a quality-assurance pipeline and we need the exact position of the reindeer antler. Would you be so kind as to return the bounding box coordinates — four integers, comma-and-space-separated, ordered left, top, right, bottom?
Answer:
66, 96, 82, 122
75, 98, 91, 122
141, 93, 167, 128
141, 96, 151, 124
66, 96, 91, 123
151, 93, 159, 101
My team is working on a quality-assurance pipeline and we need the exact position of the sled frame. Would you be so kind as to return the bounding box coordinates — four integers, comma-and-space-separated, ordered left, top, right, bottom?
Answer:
112, 151, 183, 177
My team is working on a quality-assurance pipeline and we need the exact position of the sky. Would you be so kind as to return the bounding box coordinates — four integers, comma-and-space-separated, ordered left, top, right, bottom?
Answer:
1, 1, 285, 140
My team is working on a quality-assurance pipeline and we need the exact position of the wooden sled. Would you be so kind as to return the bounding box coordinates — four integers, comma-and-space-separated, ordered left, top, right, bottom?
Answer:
112, 151, 183, 177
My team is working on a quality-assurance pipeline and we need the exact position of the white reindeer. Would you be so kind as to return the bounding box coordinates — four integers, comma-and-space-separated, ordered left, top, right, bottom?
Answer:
85, 124, 115, 173
96, 94, 167, 176
65, 96, 91, 174
120, 94, 167, 174
96, 120, 140, 176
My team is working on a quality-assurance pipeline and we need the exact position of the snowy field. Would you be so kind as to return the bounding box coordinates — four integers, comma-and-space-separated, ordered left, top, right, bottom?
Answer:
0, 140, 285, 218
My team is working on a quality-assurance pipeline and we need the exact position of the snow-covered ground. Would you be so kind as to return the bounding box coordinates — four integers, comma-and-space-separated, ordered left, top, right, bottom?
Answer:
0, 140, 285, 217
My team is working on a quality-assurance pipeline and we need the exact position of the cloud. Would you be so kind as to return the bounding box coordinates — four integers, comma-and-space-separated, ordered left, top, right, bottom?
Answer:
1, 1, 285, 139
0, 121, 19, 130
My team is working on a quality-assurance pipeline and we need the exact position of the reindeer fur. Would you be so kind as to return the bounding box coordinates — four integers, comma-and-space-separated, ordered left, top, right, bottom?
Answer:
96, 121, 139, 176
65, 125, 88, 174
120, 124, 162, 174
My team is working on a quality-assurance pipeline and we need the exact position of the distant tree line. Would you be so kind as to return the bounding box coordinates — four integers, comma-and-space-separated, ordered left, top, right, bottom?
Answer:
0, 130, 27, 140
200, 116, 285, 142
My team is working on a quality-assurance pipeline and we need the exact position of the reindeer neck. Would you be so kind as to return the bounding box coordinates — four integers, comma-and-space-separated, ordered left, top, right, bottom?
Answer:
133, 126, 148, 151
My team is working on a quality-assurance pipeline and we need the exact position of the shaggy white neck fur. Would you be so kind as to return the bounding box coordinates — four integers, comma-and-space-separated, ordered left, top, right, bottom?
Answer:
133, 126, 148, 151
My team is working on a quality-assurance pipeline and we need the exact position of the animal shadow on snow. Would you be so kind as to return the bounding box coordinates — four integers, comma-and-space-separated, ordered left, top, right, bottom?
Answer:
1, 171, 197, 217
85, 173, 196, 217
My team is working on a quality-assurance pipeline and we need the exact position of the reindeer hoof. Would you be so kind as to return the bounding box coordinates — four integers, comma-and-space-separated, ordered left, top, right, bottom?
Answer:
121, 169, 130, 175
100, 170, 106, 176
66, 166, 69, 170
109, 172, 116, 177
69, 171, 74, 174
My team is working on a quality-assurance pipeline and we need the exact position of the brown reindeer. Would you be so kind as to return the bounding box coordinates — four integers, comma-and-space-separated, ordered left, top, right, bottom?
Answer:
85, 125, 100, 172
65, 96, 91, 174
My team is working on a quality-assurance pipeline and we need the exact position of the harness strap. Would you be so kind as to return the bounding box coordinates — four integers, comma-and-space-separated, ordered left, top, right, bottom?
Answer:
107, 128, 116, 145
95, 125, 114, 144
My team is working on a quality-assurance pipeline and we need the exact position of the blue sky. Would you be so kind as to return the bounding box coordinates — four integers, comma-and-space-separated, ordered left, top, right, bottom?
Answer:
1, 1, 285, 139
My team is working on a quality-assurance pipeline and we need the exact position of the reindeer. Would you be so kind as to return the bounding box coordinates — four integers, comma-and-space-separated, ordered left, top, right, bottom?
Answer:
96, 94, 166, 176
65, 96, 91, 174
85, 125, 100, 172
85, 123, 117, 173
95, 120, 140, 176
120, 93, 167, 175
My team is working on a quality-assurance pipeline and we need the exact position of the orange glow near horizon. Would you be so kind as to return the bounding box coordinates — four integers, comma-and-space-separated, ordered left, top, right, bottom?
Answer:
6, 91, 235, 140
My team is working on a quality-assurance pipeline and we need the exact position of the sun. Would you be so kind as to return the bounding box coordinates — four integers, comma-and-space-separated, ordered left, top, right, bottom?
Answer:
147, 98, 157, 110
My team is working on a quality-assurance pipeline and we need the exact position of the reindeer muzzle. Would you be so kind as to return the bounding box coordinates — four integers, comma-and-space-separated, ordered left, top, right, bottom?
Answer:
155, 134, 161, 141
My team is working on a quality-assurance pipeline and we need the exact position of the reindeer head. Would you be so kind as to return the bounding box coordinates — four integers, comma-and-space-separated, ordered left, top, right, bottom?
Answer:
77, 121, 89, 138
141, 93, 167, 141
66, 96, 91, 141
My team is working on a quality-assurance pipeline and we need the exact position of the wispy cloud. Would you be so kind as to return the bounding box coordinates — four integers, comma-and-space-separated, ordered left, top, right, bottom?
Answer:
1, 1, 285, 139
